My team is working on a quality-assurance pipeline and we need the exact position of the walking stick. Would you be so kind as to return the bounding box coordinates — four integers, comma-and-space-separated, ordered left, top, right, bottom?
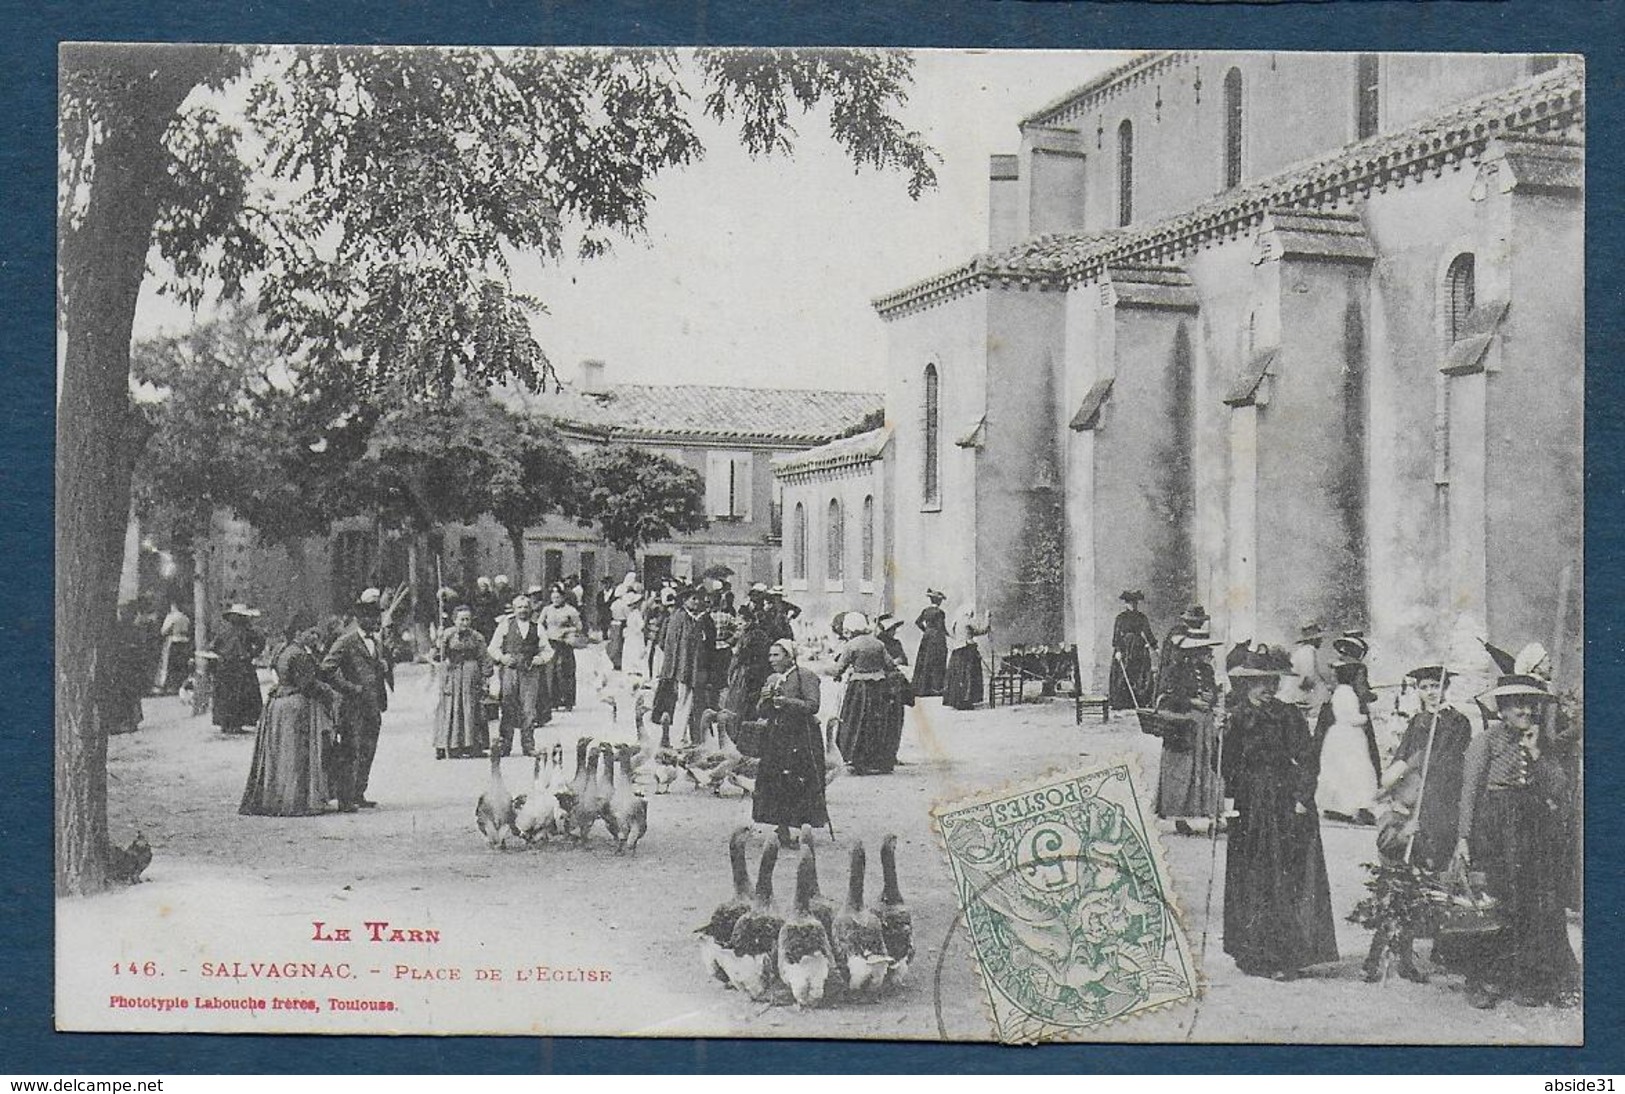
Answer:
1197, 671, 1228, 976
1114, 648, 1144, 711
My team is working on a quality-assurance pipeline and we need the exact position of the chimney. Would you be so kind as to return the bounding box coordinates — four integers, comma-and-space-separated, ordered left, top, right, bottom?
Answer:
988, 155, 1021, 252
579, 358, 607, 394
1021, 126, 1088, 238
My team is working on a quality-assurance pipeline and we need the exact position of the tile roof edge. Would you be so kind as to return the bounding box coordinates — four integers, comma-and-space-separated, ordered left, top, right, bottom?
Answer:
873, 66, 1582, 320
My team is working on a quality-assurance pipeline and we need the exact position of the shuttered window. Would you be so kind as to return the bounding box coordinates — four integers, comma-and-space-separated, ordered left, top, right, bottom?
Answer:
705, 451, 753, 520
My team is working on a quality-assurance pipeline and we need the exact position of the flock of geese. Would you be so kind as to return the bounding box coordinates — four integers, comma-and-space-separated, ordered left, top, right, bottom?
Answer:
474, 703, 846, 849
697, 826, 914, 1009
475, 738, 649, 853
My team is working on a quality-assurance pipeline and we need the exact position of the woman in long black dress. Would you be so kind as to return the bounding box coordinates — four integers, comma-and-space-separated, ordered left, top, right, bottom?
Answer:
240, 626, 336, 816
912, 589, 949, 697
942, 604, 988, 710
835, 613, 904, 775
1222, 646, 1339, 980
1450, 675, 1579, 1009
211, 603, 266, 735
753, 639, 829, 848
1109, 590, 1157, 711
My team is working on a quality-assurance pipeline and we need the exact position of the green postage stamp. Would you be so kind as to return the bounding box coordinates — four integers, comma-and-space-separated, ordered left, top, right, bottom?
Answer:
933, 762, 1195, 1043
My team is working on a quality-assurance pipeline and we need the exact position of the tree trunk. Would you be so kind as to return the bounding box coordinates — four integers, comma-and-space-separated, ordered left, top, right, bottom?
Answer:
56, 46, 233, 895
406, 534, 429, 659
189, 529, 213, 717
507, 525, 527, 589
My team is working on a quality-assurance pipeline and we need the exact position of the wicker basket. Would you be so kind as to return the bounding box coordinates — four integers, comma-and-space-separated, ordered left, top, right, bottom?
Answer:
728, 718, 769, 759
1136, 707, 1194, 752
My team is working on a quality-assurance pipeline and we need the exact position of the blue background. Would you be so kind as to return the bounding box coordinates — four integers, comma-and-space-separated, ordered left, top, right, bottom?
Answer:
3, 0, 1620, 1074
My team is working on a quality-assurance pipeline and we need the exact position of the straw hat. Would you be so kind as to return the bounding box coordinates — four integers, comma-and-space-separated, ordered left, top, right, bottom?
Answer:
1484, 673, 1556, 704
1228, 646, 1294, 679
223, 603, 261, 619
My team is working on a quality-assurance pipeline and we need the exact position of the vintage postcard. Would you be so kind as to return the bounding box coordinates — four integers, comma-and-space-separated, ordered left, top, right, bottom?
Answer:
56, 45, 1582, 1043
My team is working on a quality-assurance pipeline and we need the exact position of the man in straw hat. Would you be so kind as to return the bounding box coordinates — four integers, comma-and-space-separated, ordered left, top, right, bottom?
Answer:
210, 602, 266, 735
322, 589, 396, 810
1221, 645, 1339, 981
1445, 672, 1578, 1009
1109, 589, 1157, 712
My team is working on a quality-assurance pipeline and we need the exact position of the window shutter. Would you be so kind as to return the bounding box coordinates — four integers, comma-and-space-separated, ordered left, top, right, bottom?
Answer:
732, 453, 753, 520
706, 452, 730, 517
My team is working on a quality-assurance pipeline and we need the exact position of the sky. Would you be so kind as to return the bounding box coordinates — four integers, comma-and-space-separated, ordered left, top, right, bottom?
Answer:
130, 49, 1133, 396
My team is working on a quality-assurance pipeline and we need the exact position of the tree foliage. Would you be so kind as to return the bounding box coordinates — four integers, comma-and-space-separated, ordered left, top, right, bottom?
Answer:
578, 445, 708, 558
55, 42, 938, 894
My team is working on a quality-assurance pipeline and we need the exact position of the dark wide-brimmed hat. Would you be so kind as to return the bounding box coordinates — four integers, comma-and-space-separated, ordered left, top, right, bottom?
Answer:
875, 613, 904, 634
1119, 589, 1145, 605
1229, 645, 1294, 679
1181, 605, 1210, 627
925, 588, 946, 602
1298, 621, 1326, 644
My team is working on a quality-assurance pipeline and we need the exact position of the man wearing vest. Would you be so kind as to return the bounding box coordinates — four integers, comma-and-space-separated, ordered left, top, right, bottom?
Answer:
322, 588, 396, 812
487, 594, 552, 756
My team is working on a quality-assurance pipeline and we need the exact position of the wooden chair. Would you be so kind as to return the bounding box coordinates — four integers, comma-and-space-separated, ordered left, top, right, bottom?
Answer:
1071, 646, 1111, 725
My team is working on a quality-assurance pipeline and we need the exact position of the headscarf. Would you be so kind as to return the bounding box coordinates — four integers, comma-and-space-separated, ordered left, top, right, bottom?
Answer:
771, 638, 797, 662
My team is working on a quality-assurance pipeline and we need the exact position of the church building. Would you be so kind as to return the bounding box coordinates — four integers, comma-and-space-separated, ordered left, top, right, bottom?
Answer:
873, 52, 1583, 692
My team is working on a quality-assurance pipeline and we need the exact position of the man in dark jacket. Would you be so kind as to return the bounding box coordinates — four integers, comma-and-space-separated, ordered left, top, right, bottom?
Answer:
322, 589, 395, 812
659, 584, 714, 746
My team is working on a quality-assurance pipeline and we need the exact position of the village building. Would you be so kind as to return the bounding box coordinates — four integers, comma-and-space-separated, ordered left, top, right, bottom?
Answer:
771, 425, 893, 629
167, 360, 879, 646
873, 52, 1583, 692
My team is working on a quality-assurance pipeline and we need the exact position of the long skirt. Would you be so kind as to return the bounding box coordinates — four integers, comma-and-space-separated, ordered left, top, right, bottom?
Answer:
1109, 642, 1155, 711
1317, 720, 1379, 816
240, 692, 332, 816
913, 633, 948, 697
942, 645, 983, 710
606, 622, 625, 670
434, 659, 489, 756
753, 707, 830, 829
213, 659, 263, 729
836, 678, 900, 774
549, 640, 577, 709
1451, 788, 1579, 1001
156, 637, 191, 693
623, 612, 647, 678
1223, 798, 1339, 975
1155, 711, 1223, 819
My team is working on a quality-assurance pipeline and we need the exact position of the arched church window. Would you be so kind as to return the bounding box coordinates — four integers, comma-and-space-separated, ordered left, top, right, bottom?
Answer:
1356, 54, 1380, 140
861, 495, 875, 582
1117, 120, 1134, 226
1224, 67, 1244, 190
923, 364, 940, 506
827, 499, 845, 582
792, 503, 807, 580
1446, 253, 1476, 342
